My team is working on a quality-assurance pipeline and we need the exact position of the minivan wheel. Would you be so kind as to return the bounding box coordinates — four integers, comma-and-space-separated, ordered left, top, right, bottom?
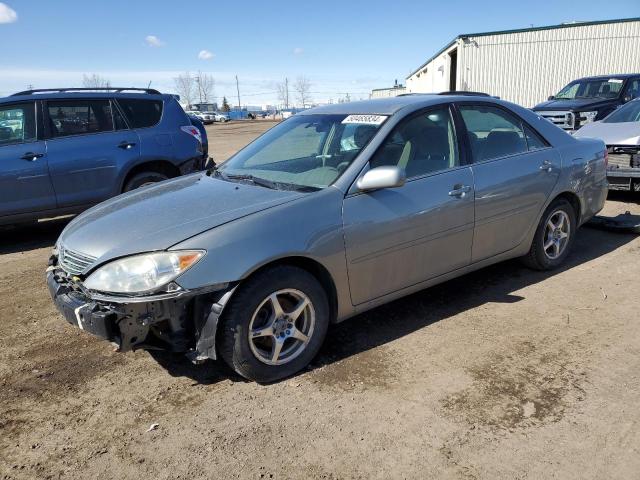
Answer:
218, 265, 329, 383
123, 171, 169, 192
522, 198, 576, 271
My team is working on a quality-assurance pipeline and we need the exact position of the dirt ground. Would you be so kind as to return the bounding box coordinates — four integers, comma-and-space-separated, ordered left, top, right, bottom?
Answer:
1, 121, 639, 479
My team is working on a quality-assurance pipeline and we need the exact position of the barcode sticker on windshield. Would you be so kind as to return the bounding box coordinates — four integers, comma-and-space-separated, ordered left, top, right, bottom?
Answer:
342, 115, 388, 125
608, 79, 623, 83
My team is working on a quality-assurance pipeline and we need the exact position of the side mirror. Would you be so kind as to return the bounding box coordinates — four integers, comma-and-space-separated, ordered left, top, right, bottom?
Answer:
548, 95, 555, 101
357, 166, 406, 191
622, 95, 632, 103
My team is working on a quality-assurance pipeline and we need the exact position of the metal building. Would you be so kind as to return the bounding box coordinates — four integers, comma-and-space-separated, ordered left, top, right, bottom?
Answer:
370, 81, 407, 99
406, 17, 640, 107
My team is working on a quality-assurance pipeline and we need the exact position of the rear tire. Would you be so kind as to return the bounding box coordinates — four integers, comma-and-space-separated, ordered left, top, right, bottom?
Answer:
522, 198, 576, 270
123, 171, 169, 192
218, 265, 329, 383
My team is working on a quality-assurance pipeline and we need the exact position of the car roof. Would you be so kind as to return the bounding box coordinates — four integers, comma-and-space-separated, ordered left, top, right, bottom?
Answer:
0, 91, 170, 104
300, 94, 499, 116
572, 74, 640, 81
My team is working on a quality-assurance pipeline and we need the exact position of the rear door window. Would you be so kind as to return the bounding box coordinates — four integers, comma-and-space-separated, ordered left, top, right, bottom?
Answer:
459, 105, 528, 162
0, 102, 37, 146
524, 125, 549, 151
47, 100, 114, 137
116, 99, 163, 128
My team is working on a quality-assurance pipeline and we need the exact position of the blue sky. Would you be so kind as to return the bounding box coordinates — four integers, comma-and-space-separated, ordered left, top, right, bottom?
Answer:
0, 0, 638, 104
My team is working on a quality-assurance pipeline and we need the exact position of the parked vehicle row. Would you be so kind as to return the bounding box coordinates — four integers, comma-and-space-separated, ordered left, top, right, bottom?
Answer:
533, 74, 640, 131
532, 73, 640, 192
47, 93, 608, 382
574, 98, 640, 191
186, 110, 230, 124
0, 88, 207, 225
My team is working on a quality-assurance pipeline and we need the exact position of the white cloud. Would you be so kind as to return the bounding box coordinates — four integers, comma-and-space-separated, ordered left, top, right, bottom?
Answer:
145, 35, 165, 47
198, 50, 214, 60
293, 47, 304, 55
0, 3, 17, 24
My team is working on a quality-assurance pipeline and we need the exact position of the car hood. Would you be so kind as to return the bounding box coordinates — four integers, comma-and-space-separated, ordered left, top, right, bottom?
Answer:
573, 121, 640, 145
59, 173, 306, 266
533, 98, 615, 111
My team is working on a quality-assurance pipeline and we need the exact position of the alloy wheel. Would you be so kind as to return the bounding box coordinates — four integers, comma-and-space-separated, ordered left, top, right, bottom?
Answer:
543, 210, 571, 260
248, 289, 315, 365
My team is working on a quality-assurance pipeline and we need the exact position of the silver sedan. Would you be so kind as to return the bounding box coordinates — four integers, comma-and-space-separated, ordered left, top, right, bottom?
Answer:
47, 94, 608, 382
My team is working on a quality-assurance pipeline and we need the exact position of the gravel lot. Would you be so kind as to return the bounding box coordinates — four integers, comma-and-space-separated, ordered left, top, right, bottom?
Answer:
1, 120, 639, 479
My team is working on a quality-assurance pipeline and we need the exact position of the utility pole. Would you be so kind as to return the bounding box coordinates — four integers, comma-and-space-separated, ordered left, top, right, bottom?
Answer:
235, 75, 241, 111
196, 73, 203, 103
285, 77, 289, 109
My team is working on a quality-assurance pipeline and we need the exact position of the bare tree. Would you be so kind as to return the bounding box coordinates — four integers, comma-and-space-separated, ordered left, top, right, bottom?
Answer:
174, 72, 196, 107
195, 71, 215, 103
276, 78, 290, 109
82, 74, 111, 89
294, 76, 311, 108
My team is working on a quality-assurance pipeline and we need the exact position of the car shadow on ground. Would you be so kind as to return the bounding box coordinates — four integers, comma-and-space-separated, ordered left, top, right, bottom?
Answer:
608, 190, 640, 205
0, 217, 72, 254
151, 225, 637, 384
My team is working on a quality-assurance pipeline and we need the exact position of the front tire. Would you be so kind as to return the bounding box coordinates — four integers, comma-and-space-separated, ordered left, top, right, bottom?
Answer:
522, 198, 576, 270
218, 265, 329, 383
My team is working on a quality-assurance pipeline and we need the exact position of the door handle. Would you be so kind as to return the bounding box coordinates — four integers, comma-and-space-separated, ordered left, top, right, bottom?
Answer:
448, 185, 472, 197
539, 160, 553, 172
20, 152, 44, 161
117, 141, 136, 150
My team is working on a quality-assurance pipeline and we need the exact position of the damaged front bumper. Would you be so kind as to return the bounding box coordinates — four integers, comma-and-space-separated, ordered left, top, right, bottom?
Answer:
47, 260, 234, 361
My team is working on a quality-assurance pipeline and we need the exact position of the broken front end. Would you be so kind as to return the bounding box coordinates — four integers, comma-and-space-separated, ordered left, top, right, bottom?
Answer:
46, 249, 234, 362
607, 146, 640, 191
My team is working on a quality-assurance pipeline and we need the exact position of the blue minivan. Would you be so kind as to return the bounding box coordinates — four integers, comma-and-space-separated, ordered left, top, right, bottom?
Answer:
0, 88, 207, 225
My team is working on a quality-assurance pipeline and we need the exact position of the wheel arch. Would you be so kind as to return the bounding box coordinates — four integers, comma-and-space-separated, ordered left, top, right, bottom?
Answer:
121, 160, 181, 192
550, 190, 582, 225
239, 256, 340, 324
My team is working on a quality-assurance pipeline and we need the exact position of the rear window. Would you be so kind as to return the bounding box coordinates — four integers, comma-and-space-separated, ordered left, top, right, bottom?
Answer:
116, 99, 163, 128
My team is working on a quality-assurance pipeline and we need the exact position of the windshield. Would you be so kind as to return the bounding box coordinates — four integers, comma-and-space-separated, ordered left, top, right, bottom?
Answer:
554, 78, 625, 100
218, 114, 385, 189
603, 100, 640, 123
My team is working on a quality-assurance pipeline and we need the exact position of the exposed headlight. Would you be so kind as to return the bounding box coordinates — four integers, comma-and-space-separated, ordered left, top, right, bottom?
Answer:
83, 250, 204, 294
578, 111, 598, 125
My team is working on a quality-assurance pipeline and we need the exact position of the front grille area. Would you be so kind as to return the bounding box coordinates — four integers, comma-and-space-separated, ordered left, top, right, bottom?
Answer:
608, 153, 632, 169
58, 245, 96, 276
538, 110, 575, 130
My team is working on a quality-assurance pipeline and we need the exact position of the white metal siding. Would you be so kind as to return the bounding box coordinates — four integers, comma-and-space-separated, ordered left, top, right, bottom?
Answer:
370, 87, 407, 98
407, 20, 640, 107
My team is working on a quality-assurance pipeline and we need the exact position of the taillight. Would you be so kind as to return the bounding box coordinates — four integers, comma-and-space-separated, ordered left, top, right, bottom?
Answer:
181, 125, 202, 144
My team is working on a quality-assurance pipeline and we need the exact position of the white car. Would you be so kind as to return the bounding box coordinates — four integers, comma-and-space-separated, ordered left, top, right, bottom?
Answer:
186, 110, 214, 124
574, 98, 640, 192
212, 112, 230, 122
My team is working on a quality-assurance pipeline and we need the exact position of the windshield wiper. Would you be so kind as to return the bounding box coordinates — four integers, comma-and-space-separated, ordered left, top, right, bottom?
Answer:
222, 173, 279, 189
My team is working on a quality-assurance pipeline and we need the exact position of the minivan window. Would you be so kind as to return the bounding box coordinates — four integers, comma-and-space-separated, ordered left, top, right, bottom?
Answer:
48, 100, 114, 137
117, 99, 163, 128
111, 101, 129, 130
369, 106, 459, 178
459, 105, 528, 161
0, 102, 36, 146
